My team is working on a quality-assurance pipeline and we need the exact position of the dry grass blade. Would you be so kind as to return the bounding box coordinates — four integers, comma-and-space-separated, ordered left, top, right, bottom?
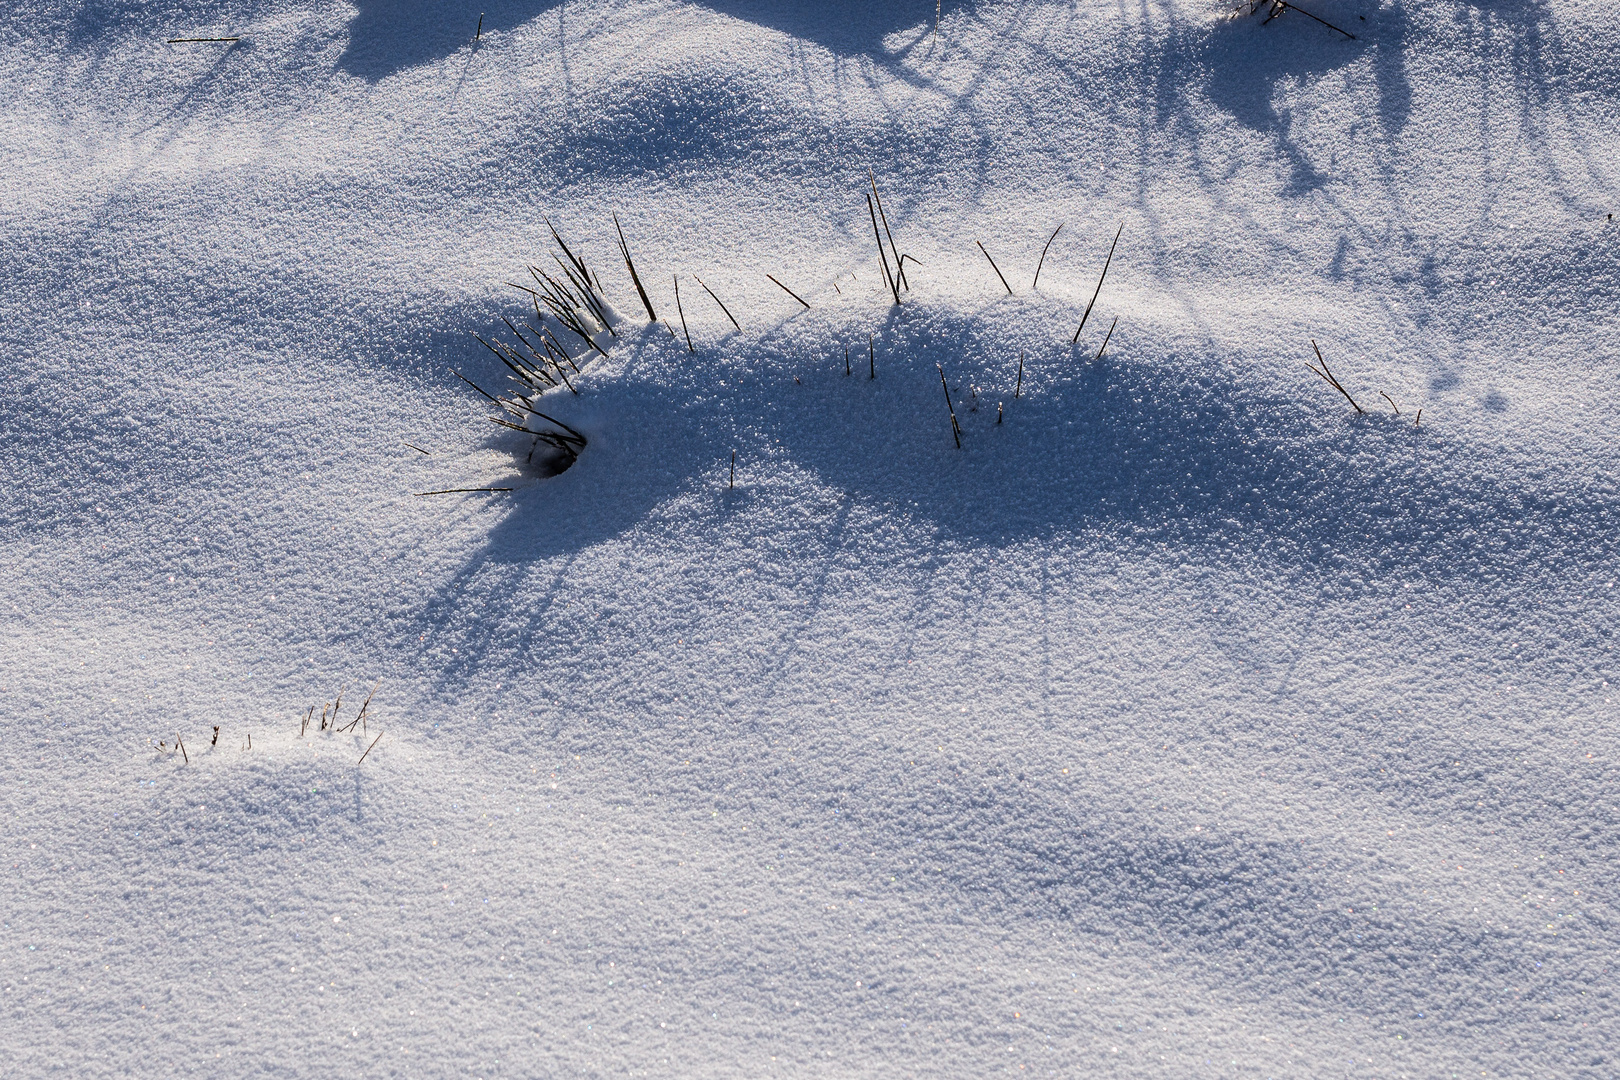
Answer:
694, 276, 741, 331
358, 731, 384, 765
766, 274, 811, 310
674, 276, 694, 353
1032, 223, 1063, 289
1265, 1, 1356, 39
1093, 316, 1118, 361
613, 213, 658, 322
870, 169, 907, 291
1305, 340, 1365, 414
1072, 223, 1123, 344
937, 364, 962, 449
450, 367, 502, 405
976, 240, 1012, 295
413, 487, 514, 496
866, 195, 901, 306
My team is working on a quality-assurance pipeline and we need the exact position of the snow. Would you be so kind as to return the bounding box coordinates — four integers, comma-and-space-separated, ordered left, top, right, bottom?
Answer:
3, 0, 1618, 1075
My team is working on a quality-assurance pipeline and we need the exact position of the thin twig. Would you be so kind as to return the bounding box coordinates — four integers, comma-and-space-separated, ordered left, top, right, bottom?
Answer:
729, 450, 736, 489
475, 12, 484, 41
869, 335, 875, 379
1015, 351, 1024, 399
674, 276, 694, 353
766, 274, 810, 310
1032, 223, 1063, 289
404, 442, 431, 455
694, 276, 741, 331
413, 487, 514, 496
167, 37, 239, 43
1379, 391, 1400, 415
1073, 223, 1123, 344
1093, 316, 1118, 361
1414, 409, 1422, 426
176, 733, 189, 765
976, 241, 1013, 295
358, 732, 384, 765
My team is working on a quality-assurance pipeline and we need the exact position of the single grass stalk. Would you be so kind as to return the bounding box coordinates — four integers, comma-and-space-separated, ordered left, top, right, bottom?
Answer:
730, 450, 736, 489
1414, 409, 1423, 426
405, 442, 431, 455
1093, 316, 1118, 361
694, 276, 741, 331
176, 733, 189, 765
1380, 391, 1400, 415
1073, 223, 1123, 344
1032, 223, 1063, 289
212, 726, 219, 747
866, 195, 901, 306
766, 274, 811, 310
869, 335, 875, 379
1264, 1, 1356, 39
450, 367, 502, 405
358, 732, 384, 765
977, 241, 1013, 295
613, 213, 657, 322
413, 487, 514, 496
357, 680, 379, 733
1305, 340, 1365, 414
1015, 351, 1024, 399
845, 346, 851, 376
167, 37, 239, 43
870, 169, 907, 291
475, 12, 484, 41
674, 276, 695, 353
938, 364, 962, 449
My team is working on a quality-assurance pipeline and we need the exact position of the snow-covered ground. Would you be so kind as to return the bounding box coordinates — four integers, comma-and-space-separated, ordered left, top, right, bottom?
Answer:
3, 0, 1617, 1075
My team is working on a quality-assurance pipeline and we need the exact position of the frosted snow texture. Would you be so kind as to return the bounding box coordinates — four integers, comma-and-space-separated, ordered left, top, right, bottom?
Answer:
2, 0, 1618, 1076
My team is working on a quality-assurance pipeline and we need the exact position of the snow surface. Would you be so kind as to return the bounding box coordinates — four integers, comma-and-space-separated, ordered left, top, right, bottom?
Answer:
3, 0, 1619, 1075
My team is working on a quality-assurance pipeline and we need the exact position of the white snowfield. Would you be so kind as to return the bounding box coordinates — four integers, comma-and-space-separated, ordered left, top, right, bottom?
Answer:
2, 0, 1617, 1075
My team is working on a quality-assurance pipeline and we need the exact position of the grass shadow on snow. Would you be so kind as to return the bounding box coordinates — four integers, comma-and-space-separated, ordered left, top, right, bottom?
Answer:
337, 0, 557, 80
338, 0, 931, 81
749, 306, 1616, 587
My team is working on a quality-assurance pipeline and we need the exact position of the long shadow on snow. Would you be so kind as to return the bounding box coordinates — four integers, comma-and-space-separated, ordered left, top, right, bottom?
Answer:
338, 0, 930, 81
827, 760, 1593, 1025
756, 307, 1615, 586
410, 308, 1616, 701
